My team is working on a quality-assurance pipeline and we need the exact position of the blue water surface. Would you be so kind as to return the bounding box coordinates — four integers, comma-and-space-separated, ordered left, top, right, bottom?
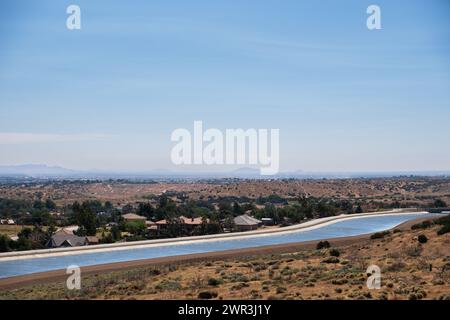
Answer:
0, 213, 441, 278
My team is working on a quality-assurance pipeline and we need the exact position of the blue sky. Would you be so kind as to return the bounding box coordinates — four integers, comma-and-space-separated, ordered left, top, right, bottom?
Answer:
0, 0, 449, 172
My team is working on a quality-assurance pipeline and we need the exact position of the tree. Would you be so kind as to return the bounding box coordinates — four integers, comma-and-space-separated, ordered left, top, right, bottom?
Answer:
104, 201, 113, 210
434, 199, 447, 208
329, 248, 340, 257
0, 235, 11, 252
200, 217, 221, 235
232, 202, 243, 215
418, 234, 428, 244
46, 224, 57, 238
263, 204, 280, 224
100, 231, 113, 244
355, 205, 363, 214
110, 225, 121, 241
33, 200, 44, 210
30, 210, 53, 226
297, 197, 314, 219
18, 227, 32, 239
159, 195, 168, 208
316, 202, 338, 218
71, 201, 98, 236
155, 195, 177, 220
339, 201, 354, 214
222, 215, 235, 231
160, 217, 183, 238
218, 201, 233, 219
121, 204, 134, 214
316, 241, 330, 250
124, 220, 146, 236
45, 198, 57, 210
137, 202, 154, 218
13, 228, 33, 251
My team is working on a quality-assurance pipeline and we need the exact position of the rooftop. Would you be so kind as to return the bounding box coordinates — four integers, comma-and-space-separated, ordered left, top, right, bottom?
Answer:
122, 213, 146, 220
234, 214, 262, 226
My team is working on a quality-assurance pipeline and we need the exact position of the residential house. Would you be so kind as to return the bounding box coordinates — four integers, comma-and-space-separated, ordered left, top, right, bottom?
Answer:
261, 217, 274, 226
146, 220, 158, 233
233, 214, 262, 231
86, 236, 99, 245
179, 215, 206, 226
55, 225, 79, 235
47, 233, 88, 248
155, 215, 209, 234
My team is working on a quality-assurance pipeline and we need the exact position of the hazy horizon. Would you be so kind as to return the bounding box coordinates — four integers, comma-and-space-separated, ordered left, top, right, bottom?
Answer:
1, 163, 450, 178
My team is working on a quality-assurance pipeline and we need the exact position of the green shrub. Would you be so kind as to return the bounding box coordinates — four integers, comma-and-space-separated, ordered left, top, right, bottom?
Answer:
405, 245, 423, 257
230, 283, 249, 290
411, 220, 432, 230
385, 261, 406, 272
370, 231, 390, 239
155, 280, 181, 290
207, 277, 223, 286
435, 214, 450, 225
227, 273, 249, 283
329, 248, 340, 257
316, 241, 330, 250
276, 287, 286, 294
434, 214, 450, 235
322, 257, 340, 264
437, 224, 450, 236
418, 234, 428, 244
198, 291, 218, 299
0, 234, 12, 252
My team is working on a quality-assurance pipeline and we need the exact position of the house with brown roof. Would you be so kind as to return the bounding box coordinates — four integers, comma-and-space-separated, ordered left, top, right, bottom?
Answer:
86, 236, 99, 245
179, 216, 206, 225
146, 220, 158, 233
154, 215, 210, 234
156, 216, 208, 226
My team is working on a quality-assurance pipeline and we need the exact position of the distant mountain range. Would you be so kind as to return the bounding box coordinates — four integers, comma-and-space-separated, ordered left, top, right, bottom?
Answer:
0, 164, 76, 176
0, 164, 449, 179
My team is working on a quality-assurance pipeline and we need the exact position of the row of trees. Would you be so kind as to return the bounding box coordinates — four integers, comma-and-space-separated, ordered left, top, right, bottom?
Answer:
0, 198, 58, 226
0, 226, 56, 252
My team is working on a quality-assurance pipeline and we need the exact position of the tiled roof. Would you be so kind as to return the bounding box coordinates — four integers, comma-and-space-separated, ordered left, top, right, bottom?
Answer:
156, 216, 208, 225
179, 216, 205, 225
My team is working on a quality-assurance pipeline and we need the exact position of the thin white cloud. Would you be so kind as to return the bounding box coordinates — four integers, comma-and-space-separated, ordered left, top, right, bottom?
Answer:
0, 133, 112, 144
